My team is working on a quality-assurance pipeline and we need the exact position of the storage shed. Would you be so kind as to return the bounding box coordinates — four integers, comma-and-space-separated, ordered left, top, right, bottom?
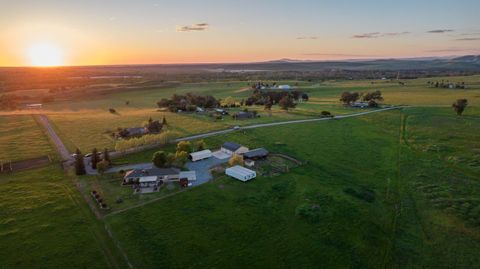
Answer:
225, 165, 256, 182
189, 149, 212, 162
221, 142, 249, 155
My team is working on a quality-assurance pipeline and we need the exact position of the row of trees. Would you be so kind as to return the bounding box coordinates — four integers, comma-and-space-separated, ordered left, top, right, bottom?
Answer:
428, 80, 466, 89
245, 90, 307, 106
340, 90, 384, 107
152, 140, 206, 168
157, 93, 219, 112
114, 131, 177, 152
75, 148, 112, 175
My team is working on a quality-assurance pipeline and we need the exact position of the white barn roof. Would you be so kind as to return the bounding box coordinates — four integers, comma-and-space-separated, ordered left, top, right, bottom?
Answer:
189, 149, 212, 161
138, 176, 158, 183
226, 165, 256, 182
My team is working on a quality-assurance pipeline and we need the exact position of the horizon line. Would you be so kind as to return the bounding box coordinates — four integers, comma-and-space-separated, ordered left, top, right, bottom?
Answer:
0, 54, 477, 69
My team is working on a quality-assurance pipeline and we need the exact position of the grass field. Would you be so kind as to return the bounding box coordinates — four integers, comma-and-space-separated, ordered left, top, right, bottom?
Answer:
2, 75, 480, 268
0, 165, 123, 268
42, 75, 480, 152
102, 106, 480, 268
0, 115, 56, 162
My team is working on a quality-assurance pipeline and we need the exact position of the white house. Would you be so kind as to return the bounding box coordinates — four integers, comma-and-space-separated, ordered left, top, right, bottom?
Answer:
221, 142, 249, 155
278, 85, 291, 90
226, 165, 256, 182
189, 149, 212, 162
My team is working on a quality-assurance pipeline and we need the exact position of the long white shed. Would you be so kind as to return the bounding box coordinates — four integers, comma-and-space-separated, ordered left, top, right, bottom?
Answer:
225, 165, 256, 182
189, 149, 212, 162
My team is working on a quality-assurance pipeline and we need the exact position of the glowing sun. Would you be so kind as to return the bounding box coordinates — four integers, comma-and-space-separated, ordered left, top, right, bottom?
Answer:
27, 43, 64, 66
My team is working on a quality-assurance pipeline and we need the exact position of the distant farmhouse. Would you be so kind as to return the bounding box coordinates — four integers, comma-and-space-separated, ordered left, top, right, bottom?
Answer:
117, 119, 163, 138
124, 167, 196, 193
221, 142, 249, 155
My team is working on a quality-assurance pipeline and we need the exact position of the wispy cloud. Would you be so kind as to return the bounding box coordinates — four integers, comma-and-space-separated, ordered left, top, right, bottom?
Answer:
427, 29, 454, 33
296, 36, 319, 40
455, 37, 480, 41
425, 47, 480, 53
352, 31, 409, 39
176, 23, 209, 32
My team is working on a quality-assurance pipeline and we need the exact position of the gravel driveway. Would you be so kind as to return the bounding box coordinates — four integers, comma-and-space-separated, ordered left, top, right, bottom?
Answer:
186, 156, 229, 186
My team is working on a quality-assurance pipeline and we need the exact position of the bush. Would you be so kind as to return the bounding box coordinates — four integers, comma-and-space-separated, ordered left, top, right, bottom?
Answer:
152, 151, 168, 168
228, 154, 244, 166
109, 108, 116, 113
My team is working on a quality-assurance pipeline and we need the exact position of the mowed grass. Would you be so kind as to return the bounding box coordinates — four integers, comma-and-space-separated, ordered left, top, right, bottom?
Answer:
0, 166, 112, 268
106, 107, 480, 268
0, 115, 56, 162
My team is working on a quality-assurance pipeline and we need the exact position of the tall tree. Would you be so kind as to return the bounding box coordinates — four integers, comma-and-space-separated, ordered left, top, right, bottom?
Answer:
279, 95, 296, 110
103, 148, 111, 165
195, 140, 207, 151
75, 148, 86, 175
152, 151, 168, 168
452, 99, 468, 116
340, 92, 360, 105
162, 116, 168, 125
91, 148, 99, 169
176, 141, 193, 153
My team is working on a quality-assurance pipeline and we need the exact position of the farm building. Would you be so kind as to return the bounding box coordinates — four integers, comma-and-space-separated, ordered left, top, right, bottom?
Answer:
226, 165, 256, 182
25, 103, 43, 109
278, 85, 291, 90
189, 149, 212, 162
123, 167, 180, 184
243, 148, 269, 160
221, 142, 249, 155
179, 171, 196, 182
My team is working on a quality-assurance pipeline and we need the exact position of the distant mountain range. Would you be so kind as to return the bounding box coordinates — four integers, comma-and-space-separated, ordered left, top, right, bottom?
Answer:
211, 55, 480, 71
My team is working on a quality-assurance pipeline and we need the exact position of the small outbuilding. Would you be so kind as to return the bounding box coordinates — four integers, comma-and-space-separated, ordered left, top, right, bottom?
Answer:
221, 142, 249, 155
226, 165, 256, 182
243, 148, 269, 160
189, 149, 212, 162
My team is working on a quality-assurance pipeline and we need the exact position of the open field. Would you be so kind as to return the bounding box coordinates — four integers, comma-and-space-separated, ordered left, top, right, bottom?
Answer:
37, 75, 480, 152
0, 165, 125, 268
104, 107, 480, 268
0, 115, 56, 162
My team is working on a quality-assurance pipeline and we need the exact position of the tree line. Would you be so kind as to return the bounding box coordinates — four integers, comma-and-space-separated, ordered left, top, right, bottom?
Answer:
340, 90, 384, 107
157, 93, 219, 112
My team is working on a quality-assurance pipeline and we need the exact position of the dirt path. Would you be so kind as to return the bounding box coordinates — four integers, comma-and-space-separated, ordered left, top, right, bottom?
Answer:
35, 114, 71, 161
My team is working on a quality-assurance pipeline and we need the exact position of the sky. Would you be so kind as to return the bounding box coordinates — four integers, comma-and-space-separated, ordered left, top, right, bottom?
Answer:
1, 0, 480, 66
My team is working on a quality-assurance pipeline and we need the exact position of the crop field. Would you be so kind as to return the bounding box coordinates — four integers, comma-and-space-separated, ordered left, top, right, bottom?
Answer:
0, 115, 56, 162
0, 165, 117, 268
104, 106, 480, 268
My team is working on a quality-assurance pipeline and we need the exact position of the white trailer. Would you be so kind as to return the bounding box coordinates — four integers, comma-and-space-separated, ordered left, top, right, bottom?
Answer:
225, 165, 256, 182
189, 149, 212, 162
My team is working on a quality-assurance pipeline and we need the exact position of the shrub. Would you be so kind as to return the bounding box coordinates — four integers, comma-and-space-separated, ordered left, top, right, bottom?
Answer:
109, 108, 116, 113
228, 154, 244, 166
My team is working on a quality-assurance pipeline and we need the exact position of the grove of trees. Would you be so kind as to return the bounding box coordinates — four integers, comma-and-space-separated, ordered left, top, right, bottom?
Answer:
157, 93, 219, 112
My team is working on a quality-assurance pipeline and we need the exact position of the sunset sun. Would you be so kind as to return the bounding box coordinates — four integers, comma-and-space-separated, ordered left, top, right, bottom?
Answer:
27, 43, 64, 66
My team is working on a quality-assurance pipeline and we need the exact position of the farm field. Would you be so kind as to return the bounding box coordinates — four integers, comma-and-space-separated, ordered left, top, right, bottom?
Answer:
105, 106, 480, 268
0, 165, 122, 268
0, 115, 56, 162
41, 75, 480, 153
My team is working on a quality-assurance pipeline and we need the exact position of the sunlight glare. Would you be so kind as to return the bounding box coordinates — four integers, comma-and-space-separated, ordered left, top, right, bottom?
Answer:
27, 43, 64, 66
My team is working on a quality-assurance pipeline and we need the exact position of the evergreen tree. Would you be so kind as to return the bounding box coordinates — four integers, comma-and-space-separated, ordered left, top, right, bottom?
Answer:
162, 116, 167, 125
91, 148, 99, 169
75, 148, 86, 175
